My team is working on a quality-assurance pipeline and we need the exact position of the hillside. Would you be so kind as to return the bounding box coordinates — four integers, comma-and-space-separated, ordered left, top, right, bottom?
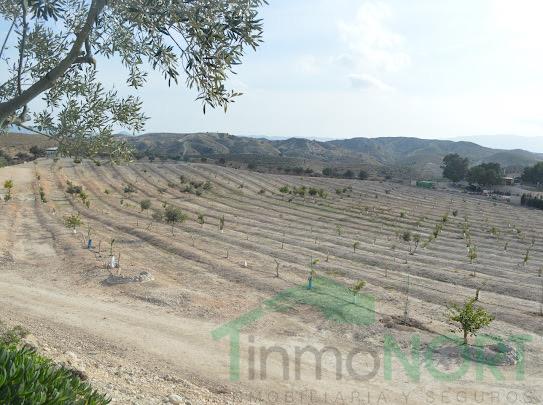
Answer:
124, 133, 543, 176
1, 159, 541, 402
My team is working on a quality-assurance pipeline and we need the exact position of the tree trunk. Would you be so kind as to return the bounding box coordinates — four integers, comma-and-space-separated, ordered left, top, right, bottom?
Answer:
463, 329, 468, 345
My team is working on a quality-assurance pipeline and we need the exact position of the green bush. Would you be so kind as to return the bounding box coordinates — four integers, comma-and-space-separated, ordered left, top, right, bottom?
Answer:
123, 184, 136, 193
65, 181, 83, 195
0, 345, 109, 404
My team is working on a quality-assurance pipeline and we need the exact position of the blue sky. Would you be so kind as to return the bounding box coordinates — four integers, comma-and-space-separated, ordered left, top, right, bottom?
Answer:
3, 0, 543, 141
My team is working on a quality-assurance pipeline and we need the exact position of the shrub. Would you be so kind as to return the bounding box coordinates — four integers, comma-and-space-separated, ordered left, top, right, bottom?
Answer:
349, 280, 366, 303
140, 199, 152, 213
279, 185, 289, 194
3, 180, 12, 201
202, 181, 212, 191
0, 345, 109, 404
521, 193, 543, 210
66, 181, 82, 195
317, 188, 328, 199
449, 298, 494, 345
358, 170, 368, 180
164, 206, 188, 235
64, 213, 82, 230
123, 184, 136, 193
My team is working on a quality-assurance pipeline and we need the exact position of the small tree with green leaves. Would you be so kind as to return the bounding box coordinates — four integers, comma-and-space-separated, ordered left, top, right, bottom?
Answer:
64, 213, 82, 231
336, 225, 342, 237
140, 199, 151, 214
449, 298, 494, 345
164, 205, 187, 235
350, 280, 366, 304
4, 179, 13, 201
279, 185, 290, 195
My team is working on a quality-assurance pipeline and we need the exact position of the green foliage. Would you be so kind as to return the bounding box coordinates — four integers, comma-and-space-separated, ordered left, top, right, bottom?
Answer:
358, 170, 368, 180
317, 188, 328, 199
64, 213, 82, 229
467, 163, 504, 186
521, 193, 543, 210
202, 181, 212, 191
164, 206, 187, 225
0, 345, 109, 404
442, 154, 469, 182
350, 280, 366, 297
449, 298, 494, 344
0, 1, 266, 161
0, 324, 29, 346
521, 161, 543, 185
123, 184, 136, 193
3, 180, 13, 190
432, 223, 443, 238
65, 181, 82, 195
197, 213, 205, 226
139, 199, 151, 212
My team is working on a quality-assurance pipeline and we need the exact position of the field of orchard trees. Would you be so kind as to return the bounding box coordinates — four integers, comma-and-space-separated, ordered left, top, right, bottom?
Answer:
1, 158, 543, 402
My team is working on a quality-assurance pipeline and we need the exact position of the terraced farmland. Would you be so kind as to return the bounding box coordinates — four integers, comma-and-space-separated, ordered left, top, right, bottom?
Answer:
1, 159, 542, 404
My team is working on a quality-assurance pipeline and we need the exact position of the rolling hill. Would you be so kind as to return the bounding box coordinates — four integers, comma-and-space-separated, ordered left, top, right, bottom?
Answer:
124, 132, 543, 177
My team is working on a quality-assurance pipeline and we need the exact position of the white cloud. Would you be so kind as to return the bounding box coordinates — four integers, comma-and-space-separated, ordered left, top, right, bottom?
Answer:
338, 1, 410, 74
294, 54, 322, 76
348, 73, 393, 91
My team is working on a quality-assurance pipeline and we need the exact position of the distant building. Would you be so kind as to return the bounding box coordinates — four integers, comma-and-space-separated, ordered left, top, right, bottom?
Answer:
503, 176, 514, 186
45, 147, 58, 158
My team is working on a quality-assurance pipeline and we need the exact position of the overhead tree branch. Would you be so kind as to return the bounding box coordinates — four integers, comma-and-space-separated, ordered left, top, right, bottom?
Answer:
0, 0, 107, 126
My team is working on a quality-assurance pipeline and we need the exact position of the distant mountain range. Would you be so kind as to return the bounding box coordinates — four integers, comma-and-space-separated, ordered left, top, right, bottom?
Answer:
124, 132, 543, 177
450, 135, 543, 154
